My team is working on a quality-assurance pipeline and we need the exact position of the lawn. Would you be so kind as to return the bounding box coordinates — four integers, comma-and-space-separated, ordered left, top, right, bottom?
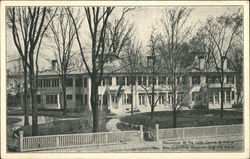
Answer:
13, 111, 109, 137
120, 109, 243, 129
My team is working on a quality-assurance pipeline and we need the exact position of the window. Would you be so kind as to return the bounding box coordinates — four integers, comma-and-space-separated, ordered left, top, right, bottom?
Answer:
206, 76, 213, 83
66, 78, 73, 87
127, 94, 132, 104
37, 95, 41, 104
139, 93, 145, 105
168, 92, 172, 104
227, 76, 235, 84
192, 76, 200, 85
192, 92, 199, 101
226, 91, 230, 103
127, 77, 136, 86
51, 78, 59, 87
232, 91, 235, 100
138, 76, 147, 85
158, 93, 166, 105
103, 77, 112, 86
38, 79, 43, 87
44, 79, 51, 87
168, 76, 174, 85
84, 77, 88, 87
148, 77, 156, 85
158, 77, 166, 85
214, 91, 219, 104
76, 94, 83, 104
177, 92, 184, 104
103, 94, 108, 105
116, 77, 125, 86
46, 95, 57, 104
214, 76, 220, 83
182, 76, 187, 85
75, 78, 82, 87
111, 94, 116, 103
209, 92, 213, 104
84, 94, 88, 105
67, 94, 72, 100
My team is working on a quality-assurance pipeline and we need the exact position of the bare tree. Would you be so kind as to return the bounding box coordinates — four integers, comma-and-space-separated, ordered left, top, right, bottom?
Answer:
158, 8, 195, 128
49, 8, 82, 115
68, 7, 133, 132
119, 39, 142, 116
7, 7, 57, 135
193, 10, 243, 118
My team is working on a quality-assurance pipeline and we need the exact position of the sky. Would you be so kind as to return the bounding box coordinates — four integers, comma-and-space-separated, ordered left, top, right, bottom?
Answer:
6, 6, 242, 71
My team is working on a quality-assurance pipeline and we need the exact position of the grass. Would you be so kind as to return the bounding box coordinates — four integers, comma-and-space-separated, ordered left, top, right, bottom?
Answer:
120, 109, 243, 129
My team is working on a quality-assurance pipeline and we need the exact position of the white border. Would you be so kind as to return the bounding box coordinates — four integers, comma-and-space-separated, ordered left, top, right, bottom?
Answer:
1, 1, 249, 159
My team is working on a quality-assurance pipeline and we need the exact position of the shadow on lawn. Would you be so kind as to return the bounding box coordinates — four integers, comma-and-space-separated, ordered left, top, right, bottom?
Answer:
120, 109, 243, 129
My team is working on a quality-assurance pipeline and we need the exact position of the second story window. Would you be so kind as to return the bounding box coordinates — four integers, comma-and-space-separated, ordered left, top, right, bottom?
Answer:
158, 77, 166, 85
84, 77, 88, 87
66, 78, 73, 87
138, 76, 147, 85
192, 76, 200, 85
44, 79, 51, 87
148, 77, 156, 85
116, 77, 125, 86
127, 76, 136, 86
51, 78, 59, 87
103, 77, 112, 86
227, 75, 235, 84
75, 78, 83, 87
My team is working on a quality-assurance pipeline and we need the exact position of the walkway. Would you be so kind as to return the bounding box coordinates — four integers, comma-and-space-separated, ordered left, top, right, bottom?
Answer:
105, 118, 121, 132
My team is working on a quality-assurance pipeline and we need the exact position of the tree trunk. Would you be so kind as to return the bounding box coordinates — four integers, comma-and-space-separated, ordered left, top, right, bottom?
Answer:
220, 79, 224, 119
130, 85, 134, 116
173, 107, 177, 128
30, 69, 38, 136
23, 64, 29, 126
220, 67, 224, 119
91, 78, 99, 132
62, 85, 67, 115
150, 106, 155, 120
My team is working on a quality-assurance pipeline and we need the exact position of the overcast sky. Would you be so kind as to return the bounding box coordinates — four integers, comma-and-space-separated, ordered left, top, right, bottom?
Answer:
6, 6, 241, 71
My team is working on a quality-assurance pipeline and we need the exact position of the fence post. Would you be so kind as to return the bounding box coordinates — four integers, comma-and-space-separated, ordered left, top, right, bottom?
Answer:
139, 125, 143, 142
56, 136, 60, 147
19, 131, 23, 152
105, 133, 108, 144
155, 124, 159, 141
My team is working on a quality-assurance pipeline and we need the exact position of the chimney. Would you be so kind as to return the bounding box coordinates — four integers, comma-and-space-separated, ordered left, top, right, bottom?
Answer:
51, 60, 57, 71
198, 55, 205, 70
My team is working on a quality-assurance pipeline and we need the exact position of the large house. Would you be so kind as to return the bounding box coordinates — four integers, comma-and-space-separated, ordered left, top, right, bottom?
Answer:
10, 55, 238, 113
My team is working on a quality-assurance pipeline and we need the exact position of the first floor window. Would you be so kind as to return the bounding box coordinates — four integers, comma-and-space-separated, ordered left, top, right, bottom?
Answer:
226, 91, 231, 103
46, 95, 57, 104
139, 93, 145, 105
177, 92, 184, 104
103, 94, 108, 105
76, 94, 83, 104
232, 91, 235, 100
67, 94, 72, 100
84, 94, 88, 105
158, 93, 166, 105
214, 91, 219, 104
127, 94, 132, 104
37, 95, 41, 104
168, 92, 172, 104
192, 92, 199, 101
209, 92, 213, 104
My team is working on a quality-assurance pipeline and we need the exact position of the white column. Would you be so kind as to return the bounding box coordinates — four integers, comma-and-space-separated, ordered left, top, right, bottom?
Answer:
88, 77, 92, 110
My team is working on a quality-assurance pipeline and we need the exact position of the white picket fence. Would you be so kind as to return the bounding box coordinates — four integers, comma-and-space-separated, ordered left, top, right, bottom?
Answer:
19, 126, 143, 152
156, 124, 243, 141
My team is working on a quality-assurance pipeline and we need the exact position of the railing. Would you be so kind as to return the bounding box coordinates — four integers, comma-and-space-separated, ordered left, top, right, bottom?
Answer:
157, 124, 243, 141
19, 125, 143, 152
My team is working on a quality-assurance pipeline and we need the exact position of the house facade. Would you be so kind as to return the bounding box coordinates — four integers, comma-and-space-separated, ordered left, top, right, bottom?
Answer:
12, 56, 238, 113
